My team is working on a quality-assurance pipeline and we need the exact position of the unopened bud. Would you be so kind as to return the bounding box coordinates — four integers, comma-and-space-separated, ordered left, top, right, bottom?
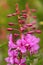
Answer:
20, 27, 25, 32
18, 20, 25, 24
36, 30, 41, 34
16, 3, 18, 8
32, 26, 36, 29
7, 28, 13, 31
7, 14, 12, 17
32, 21, 36, 25
12, 13, 16, 16
16, 10, 20, 15
26, 24, 32, 27
8, 22, 14, 26
31, 9, 36, 12
22, 10, 26, 13
28, 31, 35, 34
23, 25, 28, 29
14, 33, 19, 37
22, 14, 27, 18
32, 16, 37, 19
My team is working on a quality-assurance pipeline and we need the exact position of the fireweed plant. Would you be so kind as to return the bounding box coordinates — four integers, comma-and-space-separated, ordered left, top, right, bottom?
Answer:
5, 3, 41, 65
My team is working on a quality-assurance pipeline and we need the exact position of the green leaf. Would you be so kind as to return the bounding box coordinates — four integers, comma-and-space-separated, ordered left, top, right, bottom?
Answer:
0, 43, 7, 48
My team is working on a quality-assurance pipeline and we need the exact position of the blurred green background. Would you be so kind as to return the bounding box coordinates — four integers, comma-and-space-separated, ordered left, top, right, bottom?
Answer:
0, 0, 43, 65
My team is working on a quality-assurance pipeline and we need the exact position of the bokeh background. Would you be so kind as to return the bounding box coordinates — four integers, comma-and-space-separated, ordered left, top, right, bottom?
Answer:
0, 0, 43, 65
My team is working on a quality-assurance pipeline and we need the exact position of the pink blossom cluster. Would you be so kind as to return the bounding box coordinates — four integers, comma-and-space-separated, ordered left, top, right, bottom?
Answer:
5, 3, 41, 65
5, 33, 40, 65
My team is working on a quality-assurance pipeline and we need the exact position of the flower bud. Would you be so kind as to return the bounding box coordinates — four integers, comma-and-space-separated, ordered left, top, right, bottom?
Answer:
32, 21, 36, 25
32, 26, 36, 29
20, 27, 25, 32
14, 33, 19, 37
26, 24, 32, 27
22, 14, 27, 16
32, 16, 37, 19
22, 10, 26, 13
25, 3, 29, 12
23, 25, 28, 29
36, 30, 41, 34
12, 13, 16, 16
18, 20, 25, 24
7, 14, 12, 17
27, 31, 35, 34
16, 10, 20, 15
22, 14, 27, 18
23, 16, 27, 18
7, 28, 13, 31
16, 4, 20, 15
8, 22, 14, 26
16, 3, 18, 8
31, 9, 36, 12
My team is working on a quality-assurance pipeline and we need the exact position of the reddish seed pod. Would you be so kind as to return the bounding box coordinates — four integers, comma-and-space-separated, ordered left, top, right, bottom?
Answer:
26, 24, 32, 27
36, 30, 41, 34
7, 28, 13, 31
7, 14, 12, 17
14, 33, 19, 37
32, 16, 37, 19
31, 9, 36, 12
8, 22, 14, 26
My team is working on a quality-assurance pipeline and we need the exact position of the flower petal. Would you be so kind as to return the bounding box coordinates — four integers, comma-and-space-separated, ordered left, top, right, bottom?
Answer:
5, 57, 10, 62
20, 46, 26, 53
21, 58, 26, 64
14, 58, 19, 64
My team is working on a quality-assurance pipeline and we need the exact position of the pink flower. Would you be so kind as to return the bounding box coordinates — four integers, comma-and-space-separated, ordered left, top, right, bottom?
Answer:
8, 34, 17, 48
7, 64, 11, 65
16, 39, 26, 53
16, 34, 40, 54
5, 57, 26, 65
5, 57, 20, 65
8, 48, 18, 57
15, 58, 26, 65
5, 33, 40, 65
16, 35, 26, 53
25, 34, 40, 54
25, 34, 40, 46
30, 44, 39, 54
5, 57, 10, 63
5, 57, 15, 64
